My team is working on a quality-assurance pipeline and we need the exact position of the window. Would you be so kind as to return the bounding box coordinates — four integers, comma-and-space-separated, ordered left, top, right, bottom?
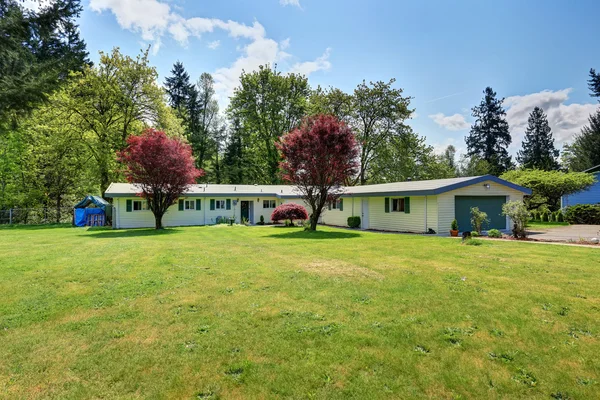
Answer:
215, 200, 226, 209
329, 199, 343, 210
132, 200, 147, 211
184, 200, 195, 210
392, 198, 405, 212
263, 200, 276, 208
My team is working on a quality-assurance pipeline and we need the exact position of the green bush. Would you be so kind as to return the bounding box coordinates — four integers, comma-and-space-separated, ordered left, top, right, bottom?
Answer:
347, 216, 361, 228
470, 231, 480, 237
488, 229, 502, 238
451, 219, 458, 230
530, 210, 539, 221
257, 215, 265, 225
564, 204, 600, 225
557, 211, 564, 222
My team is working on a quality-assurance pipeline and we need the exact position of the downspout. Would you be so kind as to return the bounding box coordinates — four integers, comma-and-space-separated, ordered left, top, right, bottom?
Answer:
424, 196, 427, 233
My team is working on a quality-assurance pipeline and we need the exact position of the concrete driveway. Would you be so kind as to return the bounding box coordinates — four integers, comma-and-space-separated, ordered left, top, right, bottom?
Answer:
528, 225, 600, 242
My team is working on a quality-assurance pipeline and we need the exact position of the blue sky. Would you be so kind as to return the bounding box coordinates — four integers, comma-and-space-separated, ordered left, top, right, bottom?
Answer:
72, 0, 600, 156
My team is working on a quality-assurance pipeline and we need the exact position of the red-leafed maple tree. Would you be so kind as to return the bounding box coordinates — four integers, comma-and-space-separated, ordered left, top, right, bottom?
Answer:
277, 114, 359, 231
118, 129, 203, 229
271, 203, 309, 226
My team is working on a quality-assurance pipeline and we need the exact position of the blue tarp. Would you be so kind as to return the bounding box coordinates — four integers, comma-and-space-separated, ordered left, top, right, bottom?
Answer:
73, 195, 111, 227
74, 207, 104, 227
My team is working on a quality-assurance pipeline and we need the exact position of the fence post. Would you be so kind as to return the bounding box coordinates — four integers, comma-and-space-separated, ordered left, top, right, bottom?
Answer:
9, 208, 12, 225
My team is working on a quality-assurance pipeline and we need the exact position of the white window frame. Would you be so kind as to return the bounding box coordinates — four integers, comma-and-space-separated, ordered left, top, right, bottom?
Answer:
392, 198, 405, 212
184, 200, 195, 210
215, 200, 226, 210
132, 200, 147, 212
263, 200, 276, 209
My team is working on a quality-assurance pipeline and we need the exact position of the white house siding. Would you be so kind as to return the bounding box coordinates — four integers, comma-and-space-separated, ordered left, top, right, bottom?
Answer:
320, 197, 359, 227
368, 195, 433, 233
436, 180, 525, 234
115, 197, 206, 229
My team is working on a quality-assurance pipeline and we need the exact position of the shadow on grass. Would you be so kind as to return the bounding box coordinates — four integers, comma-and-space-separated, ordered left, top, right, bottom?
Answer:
267, 229, 360, 240
0, 223, 75, 231
81, 228, 181, 239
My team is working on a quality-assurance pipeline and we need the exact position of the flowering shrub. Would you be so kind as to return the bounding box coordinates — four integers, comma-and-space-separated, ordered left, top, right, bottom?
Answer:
271, 203, 309, 225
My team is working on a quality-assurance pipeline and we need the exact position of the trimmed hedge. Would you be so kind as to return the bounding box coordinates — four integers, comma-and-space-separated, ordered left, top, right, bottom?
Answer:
564, 204, 600, 225
347, 216, 361, 228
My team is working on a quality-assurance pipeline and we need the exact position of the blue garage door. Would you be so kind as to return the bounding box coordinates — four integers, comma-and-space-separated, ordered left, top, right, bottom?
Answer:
455, 196, 507, 232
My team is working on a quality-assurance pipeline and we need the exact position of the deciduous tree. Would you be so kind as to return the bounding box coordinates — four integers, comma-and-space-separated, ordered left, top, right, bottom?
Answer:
277, 114, 359, 231
228, 65, 310, 184
118, 129, 203, 229
500, 169, 596, 211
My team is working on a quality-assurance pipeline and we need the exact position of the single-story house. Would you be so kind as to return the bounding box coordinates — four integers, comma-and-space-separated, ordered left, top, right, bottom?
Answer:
104, 175, 531, 234
561, 165, 600, 208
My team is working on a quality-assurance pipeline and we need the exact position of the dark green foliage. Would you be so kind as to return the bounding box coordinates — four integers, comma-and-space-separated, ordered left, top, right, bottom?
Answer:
0, 0, 89, 124
451, 218, 458, 230
562, 111, 600, 172
564, 204, 600, 225
347, 216, 361, 228
517, 107, 559, 170
164, 61, 192, 117
530, 210, 539, 221
588, 68, 600, 101
557, 211, 564, 222
466, 87, 513, 175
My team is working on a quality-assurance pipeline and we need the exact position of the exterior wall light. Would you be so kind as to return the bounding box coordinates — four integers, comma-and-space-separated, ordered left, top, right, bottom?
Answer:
483, 183, 491, 189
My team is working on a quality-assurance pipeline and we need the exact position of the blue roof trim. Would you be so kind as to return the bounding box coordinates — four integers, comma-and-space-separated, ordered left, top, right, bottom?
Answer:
430, 175, 532, 195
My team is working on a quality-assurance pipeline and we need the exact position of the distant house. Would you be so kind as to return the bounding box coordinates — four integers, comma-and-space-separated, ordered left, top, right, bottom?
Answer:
104, 175, 531, 234
561, 165, 600, 208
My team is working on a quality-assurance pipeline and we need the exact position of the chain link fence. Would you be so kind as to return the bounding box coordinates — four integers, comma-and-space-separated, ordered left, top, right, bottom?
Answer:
0, 207, 74, 225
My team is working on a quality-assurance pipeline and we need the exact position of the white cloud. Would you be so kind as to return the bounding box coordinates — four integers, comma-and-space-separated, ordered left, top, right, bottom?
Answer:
288, 48, 332, 76
89, 0, 330, 108
207, 40, 220, 50
429, 113, 470, 131
504, 89, 598, 146
280, 0, 301, 8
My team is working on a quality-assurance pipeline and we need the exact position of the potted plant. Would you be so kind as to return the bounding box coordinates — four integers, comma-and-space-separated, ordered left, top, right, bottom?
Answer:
450, 219, 459, 237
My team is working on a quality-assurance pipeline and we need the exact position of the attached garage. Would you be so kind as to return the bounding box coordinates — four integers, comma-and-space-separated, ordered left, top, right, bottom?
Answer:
455, 196, 507, 232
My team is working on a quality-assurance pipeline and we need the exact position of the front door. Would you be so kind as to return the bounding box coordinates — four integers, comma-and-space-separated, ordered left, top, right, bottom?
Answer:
241, 201, 250, 223
361, 198, 369, 229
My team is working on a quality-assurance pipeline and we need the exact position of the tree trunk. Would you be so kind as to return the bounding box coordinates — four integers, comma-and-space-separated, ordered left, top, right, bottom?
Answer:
154, 213, 163, 230
310, 210, 320, 231
56, 196, 62, 224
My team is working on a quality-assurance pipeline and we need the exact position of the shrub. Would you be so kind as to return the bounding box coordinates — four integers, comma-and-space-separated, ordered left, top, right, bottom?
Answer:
271, 203, 309, 225
470, 207, 489, 234
530, 210, 539, 221
471, 231, 480, 237
257, 215, 265, 225
347, 216, 361, 228
488, 229, 502, 238
451, 219, 459, 230
502, 200, 530, 239
557, 211, 564, 222
564, 204, 600, 225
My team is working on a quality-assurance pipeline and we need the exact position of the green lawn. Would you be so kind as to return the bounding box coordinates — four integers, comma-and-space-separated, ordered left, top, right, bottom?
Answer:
527, 221, 570, 230
1, 225, 599, 399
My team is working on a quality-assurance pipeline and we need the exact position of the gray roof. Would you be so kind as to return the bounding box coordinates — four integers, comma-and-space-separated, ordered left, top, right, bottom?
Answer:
105, 175, 531, 198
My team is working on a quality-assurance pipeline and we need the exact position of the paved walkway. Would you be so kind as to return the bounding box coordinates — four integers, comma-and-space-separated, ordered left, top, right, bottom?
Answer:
527, 225, 600, 242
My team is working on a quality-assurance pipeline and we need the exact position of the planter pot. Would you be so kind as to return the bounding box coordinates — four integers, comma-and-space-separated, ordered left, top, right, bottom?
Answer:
450, 230, 459, 237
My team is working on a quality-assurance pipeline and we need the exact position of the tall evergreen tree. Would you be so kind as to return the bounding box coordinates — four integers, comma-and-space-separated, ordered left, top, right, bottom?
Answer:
0, 0, 89, 126
588, 68, 600, 101
465, 87, 513, 175
164, 61, 192, 119
563, 111, 600, 171
517, 107, 559, 170
223, 118, 245, 184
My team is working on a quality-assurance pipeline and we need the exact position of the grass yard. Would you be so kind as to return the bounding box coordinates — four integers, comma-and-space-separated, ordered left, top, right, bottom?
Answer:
1, 225, 599, 399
